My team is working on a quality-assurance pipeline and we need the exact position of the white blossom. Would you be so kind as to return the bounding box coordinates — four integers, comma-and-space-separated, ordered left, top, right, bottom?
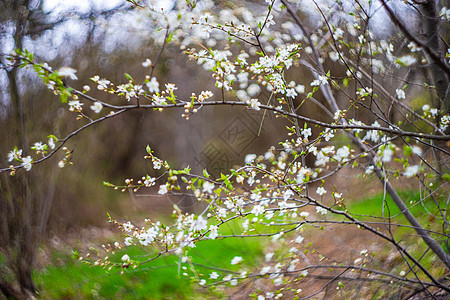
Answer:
247, 84, 261, 96
294, 235, 304, 244
122, 221, 134, 232
144, 176, 155, 187
68, 100, 83, 112
273, 277, 283, 286
247, 98, 261, 111
316, 206, 327, 215
158, 184, 168, 195
153, 160, 162, 169
90, 102, 103, 113
286, 88, 297, 98
322, 128, 334, 141
251, 204, 265, 216
411, 146, 422, 156
242, 219, 249, 231
165, 83, 177, 93
299, 211, 309, 218
194, 216, 208, 231
265, 252, 274, 262
8, 148, 22, 162
329, 51, 339, 61
209, 225, 218, 239
32, 142, 45, 152
334, 146, 350, 163
397, 55, 416, 66
245, 154, 256, 164
440, 7, 450, 20
333, 28, 344, 39
48, 138, 56, 149
96, 78, 110, 90
396, 89, 405, 99
311, 75, 328, 86
121, 254, 130, 262
142, 58, 152, 67
407, 42, 421, 52
295, 84, 305, 94
21, 156, 33, 171
217, 207, 227, 219
124, 237, 133, 246
365, 165, 374, 175
198, 90, 213, 102
202, 181, 215, 194
146, 77, 159, 93
364, 121, 381, 143
316, 186, 327, 196
260, 265, 271, 275
302, 127, 312, 139
231, 256, 243, 265
404, 165, 419, 178
58, 67, 78, 80
223, 274, 232, 281
382, 148, 394, 162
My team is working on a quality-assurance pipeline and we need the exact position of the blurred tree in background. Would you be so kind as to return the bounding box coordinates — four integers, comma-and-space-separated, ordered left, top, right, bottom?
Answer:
0, 1, 136, 297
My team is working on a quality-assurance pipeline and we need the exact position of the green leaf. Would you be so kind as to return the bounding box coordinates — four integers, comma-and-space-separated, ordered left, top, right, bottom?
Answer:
183, 166, 191, 174
343, 78, 349, 87
443, 174, 450, 182
60, 93, 68, 103
166, 32, 173, 43
124, 73, 133, 81
403, 145, 412, 157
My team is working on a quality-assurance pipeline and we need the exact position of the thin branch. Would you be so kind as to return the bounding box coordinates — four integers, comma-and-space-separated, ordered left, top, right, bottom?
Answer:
379, 0, 450, 78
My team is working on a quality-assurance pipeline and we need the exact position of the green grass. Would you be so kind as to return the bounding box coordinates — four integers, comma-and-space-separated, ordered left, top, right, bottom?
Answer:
341, 189, 449, 279
35, 249, 194, 299
344, 189, 417, 216
34, 221, 264, 299
342, 189, 443, 225
343, 189, 447, 248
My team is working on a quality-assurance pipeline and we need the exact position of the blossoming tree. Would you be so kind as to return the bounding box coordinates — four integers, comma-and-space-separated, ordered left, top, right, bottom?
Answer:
2, 0, 449, 298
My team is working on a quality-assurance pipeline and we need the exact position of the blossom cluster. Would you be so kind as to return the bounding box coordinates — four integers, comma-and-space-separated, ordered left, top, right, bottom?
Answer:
3, 1, 448, 297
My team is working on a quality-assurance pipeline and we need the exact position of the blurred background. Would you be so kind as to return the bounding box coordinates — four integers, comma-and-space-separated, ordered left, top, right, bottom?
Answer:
0, 0, 292, 228
1, 0, 445, 298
